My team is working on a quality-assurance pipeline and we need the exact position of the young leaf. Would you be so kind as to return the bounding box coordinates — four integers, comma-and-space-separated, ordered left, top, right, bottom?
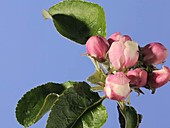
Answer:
118, 104, 142, 128
47, 1, 106, 45
46, 82, 107, 128
87, 70, 106, 85
16, 82, 68, 127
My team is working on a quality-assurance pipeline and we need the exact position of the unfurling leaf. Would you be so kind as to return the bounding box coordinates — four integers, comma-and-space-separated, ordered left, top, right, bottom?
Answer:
87, 70, 106, 85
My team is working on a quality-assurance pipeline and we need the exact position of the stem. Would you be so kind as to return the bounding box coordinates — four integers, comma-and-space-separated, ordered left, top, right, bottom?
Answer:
89, 57, 100, 71
89, 57, 106, 76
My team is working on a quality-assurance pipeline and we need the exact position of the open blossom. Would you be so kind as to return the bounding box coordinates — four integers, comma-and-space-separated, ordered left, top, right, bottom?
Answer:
142, 42, 168, 65
104, 72, 131, 101
148, 66, 170, 89
86, 36, 110, 62
108, 32, 132, 44
127, 68, 148, 88
108, 40, 139, 70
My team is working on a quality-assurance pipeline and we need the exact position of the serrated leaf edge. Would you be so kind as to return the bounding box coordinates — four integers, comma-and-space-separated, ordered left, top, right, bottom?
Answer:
15, 82, 60, 127
16, 83, 50, 125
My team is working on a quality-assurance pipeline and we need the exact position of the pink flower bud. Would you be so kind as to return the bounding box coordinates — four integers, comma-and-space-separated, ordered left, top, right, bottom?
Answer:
127, 68, 148, 88
108, 41, 139, 70
108, 32, 132, 44
142, 42, 168, 65
148, 66, 170, 89
104, 72, 131, 101
86, 36, 110, 62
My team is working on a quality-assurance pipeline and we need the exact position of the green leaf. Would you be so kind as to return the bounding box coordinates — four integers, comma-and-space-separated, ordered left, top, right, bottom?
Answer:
16, 82, 67, 127
47, 1, 106, 45
137, 114, 143, 128
87, 70, 106, 85
46, 82, 107, 128
118, 105, 142, 128
74, 104, 107, 128
33, 93, 58, 123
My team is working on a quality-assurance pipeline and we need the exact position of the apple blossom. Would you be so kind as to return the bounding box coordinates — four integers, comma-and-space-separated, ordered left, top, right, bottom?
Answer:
108, 32, 132, 44
148, 66, 170, 89
127, 68, 148, 88
86, 36, 110, 62
108, 40, 139, 70
142, 42, 168, 65
104, 72, 131, 101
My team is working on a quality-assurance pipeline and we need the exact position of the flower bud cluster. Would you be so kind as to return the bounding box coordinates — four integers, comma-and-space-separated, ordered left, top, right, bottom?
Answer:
86, 32, 170, 101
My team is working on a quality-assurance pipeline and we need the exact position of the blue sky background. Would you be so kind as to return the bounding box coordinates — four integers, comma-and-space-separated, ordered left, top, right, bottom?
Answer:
1, 0, 170, 128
